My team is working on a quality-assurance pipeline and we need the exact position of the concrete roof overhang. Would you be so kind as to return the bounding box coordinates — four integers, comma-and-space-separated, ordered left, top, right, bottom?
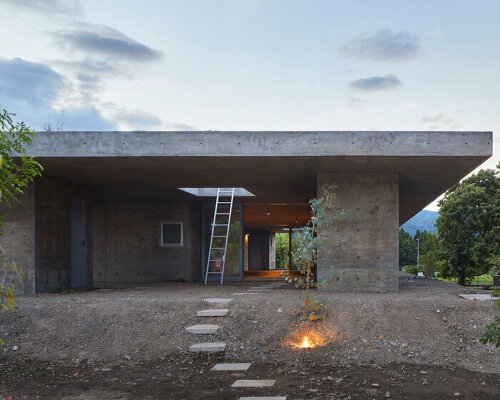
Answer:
26, 131, 492, 225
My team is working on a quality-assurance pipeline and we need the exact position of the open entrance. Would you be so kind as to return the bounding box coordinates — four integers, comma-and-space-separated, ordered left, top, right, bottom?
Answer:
243, 204, 311, 279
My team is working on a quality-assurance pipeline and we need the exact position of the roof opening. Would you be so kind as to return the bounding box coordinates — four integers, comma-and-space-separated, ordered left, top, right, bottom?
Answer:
178, 187, 255, 197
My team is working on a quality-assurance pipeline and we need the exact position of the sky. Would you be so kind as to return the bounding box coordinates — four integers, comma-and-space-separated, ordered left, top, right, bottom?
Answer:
0, 0, 498, 210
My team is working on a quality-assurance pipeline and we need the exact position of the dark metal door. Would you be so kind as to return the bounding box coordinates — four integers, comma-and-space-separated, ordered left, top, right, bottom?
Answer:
70, 198, 86, 288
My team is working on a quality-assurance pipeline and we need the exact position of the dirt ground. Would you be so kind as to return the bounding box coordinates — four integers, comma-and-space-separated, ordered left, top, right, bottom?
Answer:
0, 278, 499, 399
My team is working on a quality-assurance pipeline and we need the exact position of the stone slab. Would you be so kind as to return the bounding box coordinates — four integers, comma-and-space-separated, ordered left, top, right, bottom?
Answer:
233, 292, 256, 296
203, 298, 234, 304
211, 363, 252, 371
185, 324, 220, 334
197, 309, 229, 317
232, 379, 276, 388
188, 342, 226, 352
249, 287, 273, 290
458, 294, 500, 301
239, 397, 286, 400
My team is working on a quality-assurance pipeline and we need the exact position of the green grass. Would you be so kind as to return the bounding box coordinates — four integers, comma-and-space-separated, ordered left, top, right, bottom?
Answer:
437, 274, 495, 285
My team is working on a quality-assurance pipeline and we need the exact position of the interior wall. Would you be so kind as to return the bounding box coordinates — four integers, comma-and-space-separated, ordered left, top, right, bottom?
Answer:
92, 200, 199, 286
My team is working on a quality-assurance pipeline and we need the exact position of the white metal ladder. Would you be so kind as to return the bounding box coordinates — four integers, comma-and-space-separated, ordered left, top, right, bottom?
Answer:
204, 188, 235, 285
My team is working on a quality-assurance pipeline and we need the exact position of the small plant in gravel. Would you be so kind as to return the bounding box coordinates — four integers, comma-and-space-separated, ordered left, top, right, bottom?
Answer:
480, 286, 500, 348
282, 184, 343, 321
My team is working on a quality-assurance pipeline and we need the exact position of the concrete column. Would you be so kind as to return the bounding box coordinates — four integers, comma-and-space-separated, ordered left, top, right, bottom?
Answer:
0, 184, 35, 294
269, 233, 276, 270
317, 172, 399, 292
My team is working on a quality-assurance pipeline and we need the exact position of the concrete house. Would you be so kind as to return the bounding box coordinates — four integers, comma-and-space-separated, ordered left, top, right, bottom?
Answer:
1, 131, 492, 294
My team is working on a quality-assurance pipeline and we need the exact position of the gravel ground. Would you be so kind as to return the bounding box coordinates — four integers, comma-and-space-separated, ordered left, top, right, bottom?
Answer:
0, 278, 499, 399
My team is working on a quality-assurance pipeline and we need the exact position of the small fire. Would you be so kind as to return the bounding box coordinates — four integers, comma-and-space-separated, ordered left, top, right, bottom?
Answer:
299, 336, 314, 349
284, 323, 341, 350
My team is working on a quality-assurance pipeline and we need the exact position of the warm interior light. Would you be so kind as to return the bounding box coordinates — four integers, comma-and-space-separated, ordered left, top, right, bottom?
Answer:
266, 208, 271, 216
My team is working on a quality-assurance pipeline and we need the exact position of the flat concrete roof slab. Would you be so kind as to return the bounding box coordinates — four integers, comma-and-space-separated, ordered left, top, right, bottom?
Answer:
25, 131, 492, 223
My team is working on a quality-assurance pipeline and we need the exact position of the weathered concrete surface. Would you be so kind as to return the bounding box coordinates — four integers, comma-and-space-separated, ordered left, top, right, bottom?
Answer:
211, 363, 252, 371
28, 131, 492, 157
231, 379, 276, 388
203, 298, 234, 304
92, 200, 198, 287
185, 324, 220, 334
317, 172, 399, 292
34, 177, 93, 292
24, 131, 492, 223
188, 342, 226, 352
197, 309, 229, 317
0, 185, 35, 294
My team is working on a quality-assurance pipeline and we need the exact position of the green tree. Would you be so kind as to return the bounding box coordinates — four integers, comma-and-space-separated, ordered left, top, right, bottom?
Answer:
419, 232, 441, 277
1, 109, 42, 345
275, 233, 289, 269
282, 184, 344, 321
399, 228, 416, 267
0, 109, 43, 214
437, 169, 500, 285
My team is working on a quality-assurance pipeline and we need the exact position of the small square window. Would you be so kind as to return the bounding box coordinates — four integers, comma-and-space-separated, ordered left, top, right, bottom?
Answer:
160, 221, 183, 247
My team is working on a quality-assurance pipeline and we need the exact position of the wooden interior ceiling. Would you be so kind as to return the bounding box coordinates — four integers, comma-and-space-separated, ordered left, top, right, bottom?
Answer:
243, 204, 311, 230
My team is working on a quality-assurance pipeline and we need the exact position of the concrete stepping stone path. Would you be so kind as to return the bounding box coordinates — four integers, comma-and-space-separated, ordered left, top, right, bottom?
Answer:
239, 397, 287, 400
211, 363, 252, 372
185, 324, 219, 334
188, 342, 226, 352
232, 379, 276, 388
203, 298, 234, 304
197, 309, 229, 317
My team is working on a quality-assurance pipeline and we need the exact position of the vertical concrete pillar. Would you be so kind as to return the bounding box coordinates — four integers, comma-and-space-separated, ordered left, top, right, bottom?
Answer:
0, 184, 35, 294
317, 172, 399, 292
269, 233, 276, 270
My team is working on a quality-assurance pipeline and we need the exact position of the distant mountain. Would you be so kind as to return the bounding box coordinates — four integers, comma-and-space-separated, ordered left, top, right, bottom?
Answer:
400, 210, 438, 235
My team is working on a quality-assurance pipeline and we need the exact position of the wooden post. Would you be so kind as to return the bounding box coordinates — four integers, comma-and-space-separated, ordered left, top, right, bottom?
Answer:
288, 227, 292, 271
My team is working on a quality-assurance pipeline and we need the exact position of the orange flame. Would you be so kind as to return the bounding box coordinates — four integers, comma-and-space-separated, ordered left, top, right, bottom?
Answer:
284, 323, 341, 350
298, 336, 314, 348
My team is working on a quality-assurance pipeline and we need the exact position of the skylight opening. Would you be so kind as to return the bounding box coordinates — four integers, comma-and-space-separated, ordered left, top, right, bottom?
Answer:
178, 188, 255, 197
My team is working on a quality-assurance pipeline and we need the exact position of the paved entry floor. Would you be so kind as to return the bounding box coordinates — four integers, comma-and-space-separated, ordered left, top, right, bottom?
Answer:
0, 279, 499, 399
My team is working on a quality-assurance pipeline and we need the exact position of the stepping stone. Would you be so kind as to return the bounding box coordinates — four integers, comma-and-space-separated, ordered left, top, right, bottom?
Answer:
185, 324, 220, 334
189, 342, 226, 352
233, 292, 256, 296
211, 363, 252, 372
203, 298, 234, 304
458, 294, 500, 301
232, 379, 276, 388
197, 309, 229, 317
239, 397, 286, 400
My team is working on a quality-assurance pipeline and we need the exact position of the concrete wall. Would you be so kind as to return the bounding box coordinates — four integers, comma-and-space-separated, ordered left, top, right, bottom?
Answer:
317, 172, 399, 292
34, 177, 93, 292
0, 185, 35, 294
92, 200, 200, 287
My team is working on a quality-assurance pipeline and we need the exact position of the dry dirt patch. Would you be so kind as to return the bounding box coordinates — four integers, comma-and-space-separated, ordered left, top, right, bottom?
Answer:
0, 279, 499, 398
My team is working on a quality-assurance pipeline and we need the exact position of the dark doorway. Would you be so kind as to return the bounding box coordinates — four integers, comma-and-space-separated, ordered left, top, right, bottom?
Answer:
70, 198, 86, 288
248, 229, 270, 270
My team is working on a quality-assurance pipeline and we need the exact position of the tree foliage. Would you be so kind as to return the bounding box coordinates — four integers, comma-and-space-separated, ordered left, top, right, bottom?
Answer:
282, 184, 344, 321
399, 228, 416, 267
0, 109, 43, 212
437, 169, 500, 285
0, 109, 42, 345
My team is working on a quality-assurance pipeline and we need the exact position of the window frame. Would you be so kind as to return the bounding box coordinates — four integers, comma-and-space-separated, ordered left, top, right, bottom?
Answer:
159, 221, 184, 248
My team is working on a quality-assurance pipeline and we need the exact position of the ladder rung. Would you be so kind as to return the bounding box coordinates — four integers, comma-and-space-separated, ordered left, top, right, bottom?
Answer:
209, 259, 225, 262
211, 248, 225, 250
218, 202, 232, 204
214, 224, 229, 226
213, 235, 226, 238
207, 271, 223, 274
217, 213, 231, 215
